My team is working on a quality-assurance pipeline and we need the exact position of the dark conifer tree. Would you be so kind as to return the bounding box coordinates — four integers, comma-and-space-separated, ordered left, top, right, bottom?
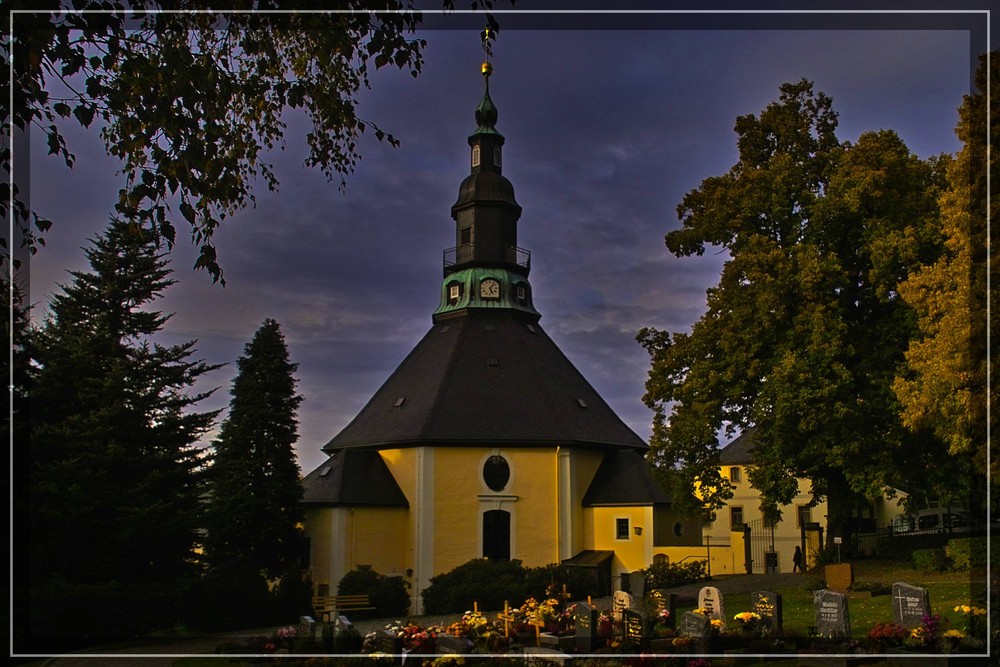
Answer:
28, 218, 220, 612
205, 318, 304, 579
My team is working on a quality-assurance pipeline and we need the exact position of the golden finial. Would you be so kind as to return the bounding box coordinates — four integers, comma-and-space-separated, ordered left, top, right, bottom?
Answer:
482, 61, 493, 77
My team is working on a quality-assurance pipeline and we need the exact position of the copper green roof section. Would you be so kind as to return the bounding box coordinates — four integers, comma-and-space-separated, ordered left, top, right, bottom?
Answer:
472, 71, 502, 137
434, 267, 539, 320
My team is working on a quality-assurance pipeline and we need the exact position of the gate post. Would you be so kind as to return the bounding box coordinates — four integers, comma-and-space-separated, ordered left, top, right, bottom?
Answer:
743, 524, 753, 574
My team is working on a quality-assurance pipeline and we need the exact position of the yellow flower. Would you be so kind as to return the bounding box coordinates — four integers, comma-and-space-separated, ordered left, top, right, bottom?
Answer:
943, 629, 965, 639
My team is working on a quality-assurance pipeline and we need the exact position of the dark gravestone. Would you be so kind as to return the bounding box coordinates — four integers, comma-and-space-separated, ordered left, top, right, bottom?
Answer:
752, 590, 783, 633
375, 629, 402, 655
892, 582, 931, 629
436, 633, 471, 654
629, 571, 647, 598
650, 589, 677, 628
623, 608, 648, 651
814, 590, 851, 638
680, 611, 710, 638
298, 615, 317, 640
333, 615, 363, 653
574, 601, 598, 652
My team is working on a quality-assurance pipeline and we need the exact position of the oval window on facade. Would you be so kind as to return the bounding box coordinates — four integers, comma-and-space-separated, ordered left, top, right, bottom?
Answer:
483, 455, 510, 492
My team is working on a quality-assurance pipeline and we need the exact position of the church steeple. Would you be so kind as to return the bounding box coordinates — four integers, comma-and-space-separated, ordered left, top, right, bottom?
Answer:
435, 54, 538, 322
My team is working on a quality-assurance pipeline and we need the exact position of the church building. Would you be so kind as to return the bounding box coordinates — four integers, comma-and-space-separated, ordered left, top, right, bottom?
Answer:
301, 60, 701, 614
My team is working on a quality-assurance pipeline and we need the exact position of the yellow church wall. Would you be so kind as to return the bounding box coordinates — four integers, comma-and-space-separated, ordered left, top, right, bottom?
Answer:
507, 448, 560, 567
589, 505, 653, 576
569, 449, 605, 558
303, 506, 338, 595
345, 507, 410, 578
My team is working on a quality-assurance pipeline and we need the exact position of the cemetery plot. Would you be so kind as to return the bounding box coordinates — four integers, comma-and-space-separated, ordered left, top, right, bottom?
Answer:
813, 589, 851, 638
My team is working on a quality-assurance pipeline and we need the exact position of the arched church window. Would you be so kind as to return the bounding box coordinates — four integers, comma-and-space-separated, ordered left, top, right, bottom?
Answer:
483, 454, 510, 492
483, 509, 510, 561
472, 145, 481, 168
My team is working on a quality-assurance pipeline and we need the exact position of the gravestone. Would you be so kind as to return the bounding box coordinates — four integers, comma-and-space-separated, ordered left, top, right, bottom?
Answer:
375, 629, 403, 655
814, 589, 851, 638
436, 633, 470, 654
298, 615, 317, 640
612, 590, 635, 621
892, 582, 932, 629
333, 615, 363, 653
698, 585, 725, 622
752, 590, 783, 632
650, 589, 677, 628
574, 601, 598, 652
680, 611, 710, 638
623, 607, 649, 651
628, 571, 647, 598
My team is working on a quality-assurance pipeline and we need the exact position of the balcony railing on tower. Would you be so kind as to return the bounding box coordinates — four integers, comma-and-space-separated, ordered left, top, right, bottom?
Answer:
443, 243, 531, 275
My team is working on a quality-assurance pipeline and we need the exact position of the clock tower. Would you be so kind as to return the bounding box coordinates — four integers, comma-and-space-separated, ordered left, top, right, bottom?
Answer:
434, 61, 539, 321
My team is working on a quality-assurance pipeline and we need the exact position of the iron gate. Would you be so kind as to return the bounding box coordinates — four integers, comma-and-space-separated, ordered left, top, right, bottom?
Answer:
743, 519, 779, 574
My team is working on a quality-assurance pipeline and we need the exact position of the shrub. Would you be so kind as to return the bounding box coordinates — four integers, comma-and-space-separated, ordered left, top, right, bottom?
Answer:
337, 565, 410, 619
641, 559, 708, 589
185, 558, 273, 630
946, 537, 988, 571
912, 548, 950, 572
422, 559, 529, 614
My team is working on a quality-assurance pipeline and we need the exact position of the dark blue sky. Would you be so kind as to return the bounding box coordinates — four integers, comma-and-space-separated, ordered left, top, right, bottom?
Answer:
25, 10, 980, 474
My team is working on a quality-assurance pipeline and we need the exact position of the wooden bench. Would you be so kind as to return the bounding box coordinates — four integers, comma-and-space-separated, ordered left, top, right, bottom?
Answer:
312, 594, 375, 622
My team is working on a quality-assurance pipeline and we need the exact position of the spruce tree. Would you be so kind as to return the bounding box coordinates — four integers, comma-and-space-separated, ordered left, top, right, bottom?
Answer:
205, 318, 304, 579
27, 218, 220, 633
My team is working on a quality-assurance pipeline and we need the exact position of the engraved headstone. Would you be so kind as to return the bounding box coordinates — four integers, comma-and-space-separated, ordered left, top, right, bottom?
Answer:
650, 589, 677, 628
814, 589, 851, 638
623, 607, 648, 651
298, 615, 317, 640
752, 591, 783, 632
333, 615, 363, 653
612, 590, 635, 621
680, 611, 710, 638
628, 571, 647, 598
698, 585, 725, 622
574, 601, 598, 652
892, 582, 931, 629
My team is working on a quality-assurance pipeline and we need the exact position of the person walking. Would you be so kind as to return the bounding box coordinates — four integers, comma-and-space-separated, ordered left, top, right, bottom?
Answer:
792, 546, 803, 573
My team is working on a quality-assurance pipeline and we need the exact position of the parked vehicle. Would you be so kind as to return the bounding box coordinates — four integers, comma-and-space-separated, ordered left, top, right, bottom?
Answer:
892, 509, 972, 534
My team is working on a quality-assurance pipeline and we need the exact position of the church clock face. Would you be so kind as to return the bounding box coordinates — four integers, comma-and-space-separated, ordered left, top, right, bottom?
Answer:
480, 278, 500, 299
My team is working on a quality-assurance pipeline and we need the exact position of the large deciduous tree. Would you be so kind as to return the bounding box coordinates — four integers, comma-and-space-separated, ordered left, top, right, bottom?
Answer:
639, 80, 948, 542
893, 52, 994, 514
27, 217, 220, 636
204, 318, 304, 580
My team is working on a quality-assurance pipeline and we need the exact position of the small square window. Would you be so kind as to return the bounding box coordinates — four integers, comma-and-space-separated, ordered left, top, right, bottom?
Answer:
730, 467, 741, 483
730, 506, 744, 529
449, 284, 461, 302
615, 518, 630, 540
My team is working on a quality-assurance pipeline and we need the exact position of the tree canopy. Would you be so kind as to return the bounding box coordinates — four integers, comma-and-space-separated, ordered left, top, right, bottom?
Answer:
638, 80, 954, 539
893, 51, 994, 512
7, 2, 506, 281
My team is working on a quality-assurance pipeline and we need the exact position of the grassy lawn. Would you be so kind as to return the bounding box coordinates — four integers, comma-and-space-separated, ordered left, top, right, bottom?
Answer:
675, 559, 985, 638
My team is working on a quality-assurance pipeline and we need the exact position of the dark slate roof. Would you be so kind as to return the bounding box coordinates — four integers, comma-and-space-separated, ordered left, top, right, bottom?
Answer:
719, 429, 756, 465
581, 449, 671, 507
323, 309, 647, 452
302, 449, 409, 507
561, 550, 614, 567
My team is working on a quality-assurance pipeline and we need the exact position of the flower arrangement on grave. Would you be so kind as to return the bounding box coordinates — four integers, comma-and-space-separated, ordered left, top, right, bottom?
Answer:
954, 604, 988, 640
446, 610, 490, 640
399, 622, 441, 653
940, 629, 965, 653
261, 625, 297, 653
904, 613, 942, 649
653, 608, 673, 637
733, 611, 762, 635
597, 610, 613, 638
866, 621, 907, 647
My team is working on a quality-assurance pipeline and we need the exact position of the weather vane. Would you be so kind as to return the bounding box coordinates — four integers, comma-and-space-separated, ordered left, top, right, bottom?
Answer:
480, 22, 497, 77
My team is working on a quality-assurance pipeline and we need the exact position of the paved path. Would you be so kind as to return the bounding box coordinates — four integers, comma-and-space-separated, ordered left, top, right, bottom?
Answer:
23, 573, 816, 666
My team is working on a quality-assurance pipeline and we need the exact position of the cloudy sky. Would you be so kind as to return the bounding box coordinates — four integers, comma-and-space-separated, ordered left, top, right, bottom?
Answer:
23, 8, 982, 475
